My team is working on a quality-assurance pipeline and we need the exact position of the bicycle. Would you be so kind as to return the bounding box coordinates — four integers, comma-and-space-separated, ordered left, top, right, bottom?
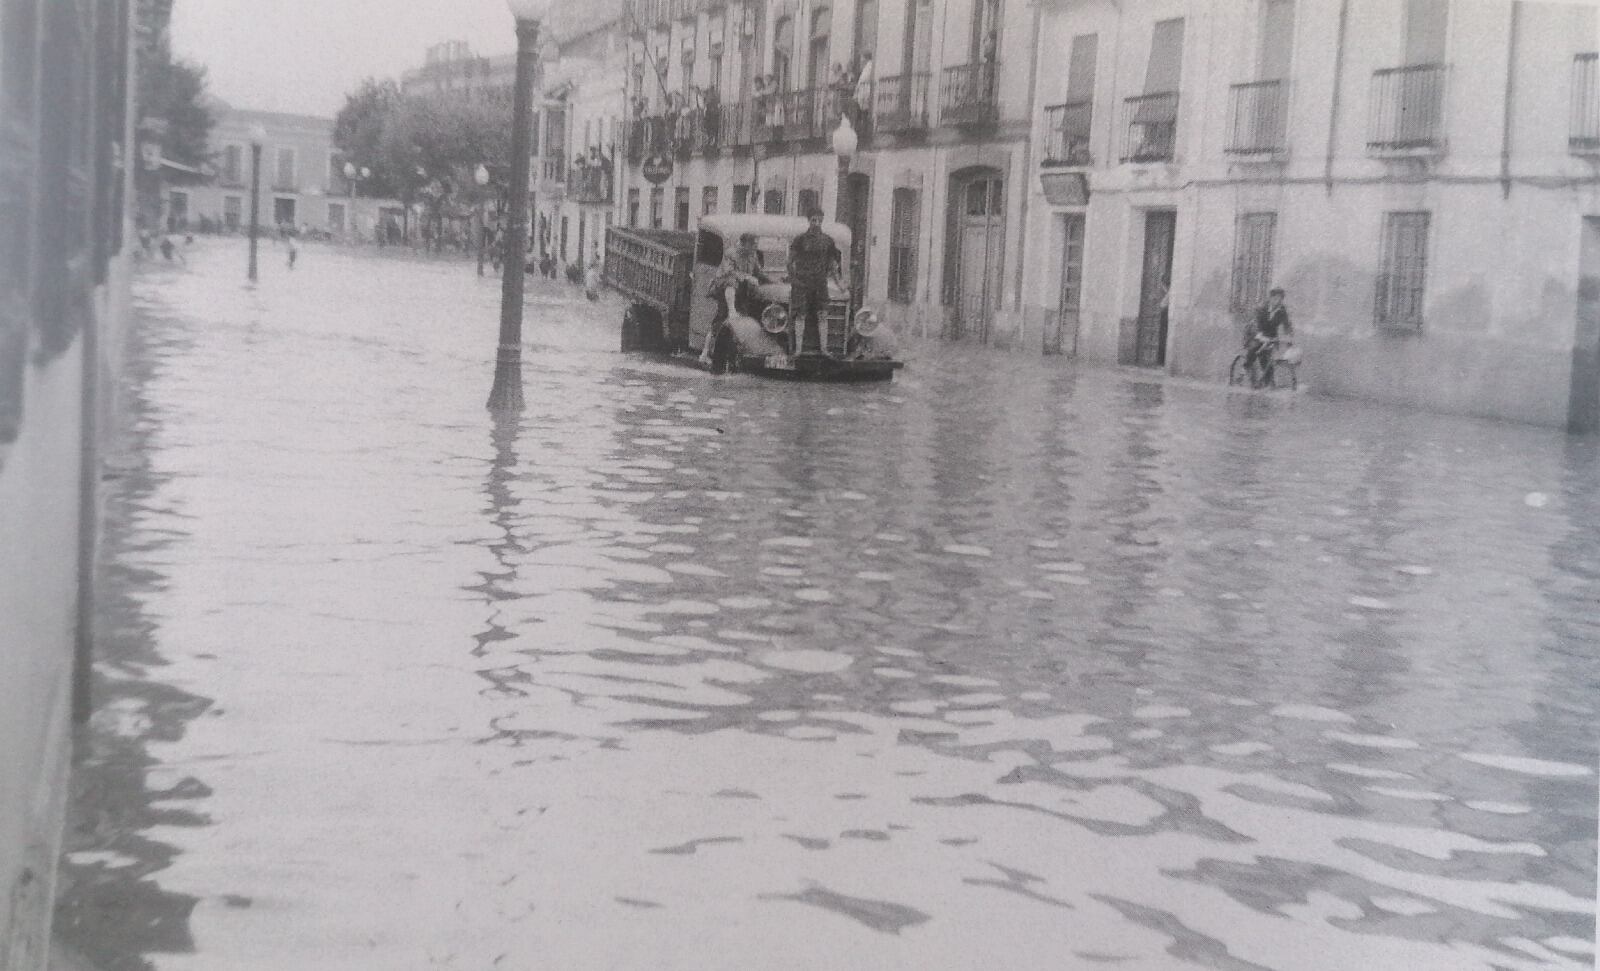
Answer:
1228, 336, 1299, 390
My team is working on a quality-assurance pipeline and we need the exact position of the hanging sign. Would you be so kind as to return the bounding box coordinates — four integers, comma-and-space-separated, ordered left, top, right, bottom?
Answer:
642, 155, 674, 184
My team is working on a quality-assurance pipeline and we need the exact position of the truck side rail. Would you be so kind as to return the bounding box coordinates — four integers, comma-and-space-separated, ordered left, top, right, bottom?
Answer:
603, 228, 695, 320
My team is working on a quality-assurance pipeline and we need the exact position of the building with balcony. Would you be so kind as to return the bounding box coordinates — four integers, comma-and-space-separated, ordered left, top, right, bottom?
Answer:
175, 107, 355, 236
615, 0, 1034, 343
1017, 0, 1600, 430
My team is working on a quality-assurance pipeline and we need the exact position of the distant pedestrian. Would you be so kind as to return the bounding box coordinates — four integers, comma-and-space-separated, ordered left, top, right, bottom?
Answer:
286, 237, 298, 269
584, 255, 602, 302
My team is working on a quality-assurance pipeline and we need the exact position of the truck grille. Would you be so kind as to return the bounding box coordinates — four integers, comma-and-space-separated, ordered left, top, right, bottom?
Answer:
822, 302, 849, 357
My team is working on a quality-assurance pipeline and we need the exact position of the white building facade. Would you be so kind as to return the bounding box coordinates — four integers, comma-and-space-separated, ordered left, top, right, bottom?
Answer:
616, 0, 1036, 344
1019, 0, 1600, 428
173, 108, 360, 237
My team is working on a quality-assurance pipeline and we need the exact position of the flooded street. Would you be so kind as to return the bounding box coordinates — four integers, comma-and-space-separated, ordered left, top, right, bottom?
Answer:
55, 238, 1599, 970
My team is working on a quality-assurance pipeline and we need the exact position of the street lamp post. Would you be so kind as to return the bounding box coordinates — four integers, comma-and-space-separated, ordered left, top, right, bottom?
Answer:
475, 163, 491, 277
247, 123, 266, 282
488, 0, 549, 412
830, 115, 858, 301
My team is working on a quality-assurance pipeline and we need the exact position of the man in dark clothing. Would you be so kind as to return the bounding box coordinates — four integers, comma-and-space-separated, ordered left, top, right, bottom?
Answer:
1245, 287, 1292, 386
787, 209, 842, 355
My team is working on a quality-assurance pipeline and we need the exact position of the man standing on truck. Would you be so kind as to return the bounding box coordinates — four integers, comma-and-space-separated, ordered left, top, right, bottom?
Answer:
788, 209, 842, 356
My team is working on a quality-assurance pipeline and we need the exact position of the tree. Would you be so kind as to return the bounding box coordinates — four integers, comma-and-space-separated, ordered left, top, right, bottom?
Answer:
374, 94, 512, 249
138, 36, 214, 169
332, 78, 403, 199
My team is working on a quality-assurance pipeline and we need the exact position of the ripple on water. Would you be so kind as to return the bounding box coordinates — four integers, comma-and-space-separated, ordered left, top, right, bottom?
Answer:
760, 649, 854, 674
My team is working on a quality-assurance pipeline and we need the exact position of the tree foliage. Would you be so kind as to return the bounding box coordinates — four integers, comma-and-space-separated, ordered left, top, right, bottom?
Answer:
135, 16, 214, 171
332, 78, 403, 199
334, 78, 514, 243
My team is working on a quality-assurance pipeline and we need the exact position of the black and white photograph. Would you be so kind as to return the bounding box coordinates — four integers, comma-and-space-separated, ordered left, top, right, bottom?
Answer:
3, 0, 1600, 968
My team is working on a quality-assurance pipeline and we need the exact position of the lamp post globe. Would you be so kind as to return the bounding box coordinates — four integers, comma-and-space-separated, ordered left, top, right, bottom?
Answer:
488, 0, 550, 411
246, 123, 267, 282
475, 164, 490, 186
343, 161, 356, 179
505, 0, 550, 20
831, 115, 856, 243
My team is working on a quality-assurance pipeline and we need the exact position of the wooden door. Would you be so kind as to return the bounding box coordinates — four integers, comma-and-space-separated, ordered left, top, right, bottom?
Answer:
1136, 210, 1175, 367
953, 175, 1003, 343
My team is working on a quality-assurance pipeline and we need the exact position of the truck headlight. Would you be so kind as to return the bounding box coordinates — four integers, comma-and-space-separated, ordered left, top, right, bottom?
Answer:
761, 305, 789, 334
852, 307, 880, 337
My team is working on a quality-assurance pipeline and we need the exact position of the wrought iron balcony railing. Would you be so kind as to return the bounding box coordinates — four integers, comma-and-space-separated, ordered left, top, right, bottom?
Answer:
1572, 53, 1600, 154
1225, 80, 1286, 155
874, 73, 930, 134
940, 62, 999, 126
753, 88, 827, 143
1121, 91, 1178, 163
570, 165, 613, 204
1042, 100, 1093, 166
1368, 63, 1446, 153
720, 101, 752, 150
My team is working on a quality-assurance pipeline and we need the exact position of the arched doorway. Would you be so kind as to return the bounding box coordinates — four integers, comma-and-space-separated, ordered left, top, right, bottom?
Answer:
944, 167, 1005, 343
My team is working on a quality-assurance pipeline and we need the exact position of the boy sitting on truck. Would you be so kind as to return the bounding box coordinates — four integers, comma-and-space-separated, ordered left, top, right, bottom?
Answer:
700, 233, 765, 370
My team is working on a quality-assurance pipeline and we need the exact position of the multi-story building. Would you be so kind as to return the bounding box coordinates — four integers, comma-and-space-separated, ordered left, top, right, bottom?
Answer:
529, 3, 629, 272
1, 0, 137, 965
175, 107, 362, 237
1020, 0, 1600, 428
616, 0, 1035, 341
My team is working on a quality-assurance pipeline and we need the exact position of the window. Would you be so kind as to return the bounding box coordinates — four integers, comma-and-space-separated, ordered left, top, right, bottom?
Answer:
763, 187, 785, 214
1059, 213, 1085, 319
855, 0, 878, 66
327, 202, 346, 232
797, 188, 819, 216
809, 6, 831, 89
223, 144, 243, 183
275, 147, 296, 188
1230, 212, 1276, 312
732, 184, 750, 213
774, 16, 794, 90
888, 187, 920, 303
1404, 0, 1447, 65
702, 185, 718, 215
1258, 0, 1294, 80
675, 186, 690, 229
650, 186, 664, 227
628, 187, 640, 226
328, 153, 342, 186
223, 195, 242, 229
1376, 212, 1429, 329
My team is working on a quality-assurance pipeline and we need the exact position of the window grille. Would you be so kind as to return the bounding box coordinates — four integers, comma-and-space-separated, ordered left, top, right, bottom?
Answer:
888, 187, 920, 304
1375, 211, 1429, 329
1230, 212, 1276, 312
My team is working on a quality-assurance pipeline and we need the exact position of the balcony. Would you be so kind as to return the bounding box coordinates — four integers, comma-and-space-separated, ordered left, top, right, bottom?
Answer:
1225, 80, 1286, 156
719, 101, 753, 151
539, 157, 566, 185
1042, 100, 1093, 166
754, 88, 828, 143
571, 164, 613, 204
1121, 92, 1178, 163
1368, 64, 1446, 155
1572, 53, 1600, 154
940, 62, 999, 126
874, 73, 930, 135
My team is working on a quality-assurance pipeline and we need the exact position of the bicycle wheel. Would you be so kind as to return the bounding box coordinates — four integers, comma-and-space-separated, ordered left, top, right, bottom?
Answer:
1228, 354, 1249, 386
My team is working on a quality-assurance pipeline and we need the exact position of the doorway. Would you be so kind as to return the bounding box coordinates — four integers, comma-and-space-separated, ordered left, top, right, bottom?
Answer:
1053, 212, 1086, 356
1135, 210, 1175, 367
273, 197, 297, 228
1570, 217, 1600, 432
946, 169, 1005, 342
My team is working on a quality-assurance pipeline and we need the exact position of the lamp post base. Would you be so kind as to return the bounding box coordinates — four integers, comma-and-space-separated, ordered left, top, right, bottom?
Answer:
487, 343, 525, 412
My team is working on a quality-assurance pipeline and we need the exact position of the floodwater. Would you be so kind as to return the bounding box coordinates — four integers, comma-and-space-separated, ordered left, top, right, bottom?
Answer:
54, 238, 1599, 970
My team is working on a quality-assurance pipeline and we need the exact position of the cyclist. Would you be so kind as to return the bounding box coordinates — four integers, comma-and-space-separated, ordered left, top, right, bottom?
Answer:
1245, 287, 1293, 387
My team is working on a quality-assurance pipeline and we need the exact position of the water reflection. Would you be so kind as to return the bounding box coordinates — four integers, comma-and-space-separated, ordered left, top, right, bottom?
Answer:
66, 240, 1600, 970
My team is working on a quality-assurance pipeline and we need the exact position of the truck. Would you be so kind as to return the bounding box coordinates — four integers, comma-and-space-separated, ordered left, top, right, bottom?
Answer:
604, 214, 904, 382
